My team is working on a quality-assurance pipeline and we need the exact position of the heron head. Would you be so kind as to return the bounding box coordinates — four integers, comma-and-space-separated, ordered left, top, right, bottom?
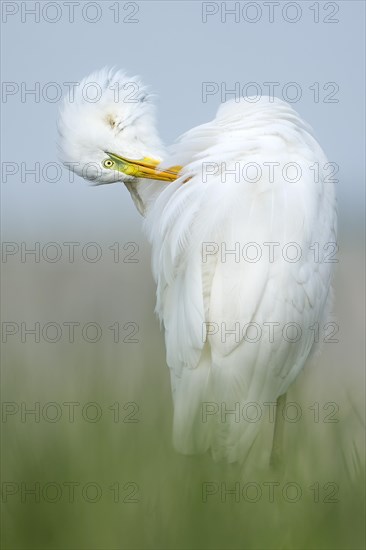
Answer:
58, 67, 180, 185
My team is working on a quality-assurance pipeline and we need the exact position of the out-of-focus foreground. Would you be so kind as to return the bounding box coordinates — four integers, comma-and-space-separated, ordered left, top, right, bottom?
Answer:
1, 228, 365, 550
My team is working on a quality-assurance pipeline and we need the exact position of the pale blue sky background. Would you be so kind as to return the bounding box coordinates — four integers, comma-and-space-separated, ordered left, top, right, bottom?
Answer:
1, 0, 365, 240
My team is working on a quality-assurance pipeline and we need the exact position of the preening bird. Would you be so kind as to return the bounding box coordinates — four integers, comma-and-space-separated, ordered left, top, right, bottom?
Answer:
58, 68, 337, 466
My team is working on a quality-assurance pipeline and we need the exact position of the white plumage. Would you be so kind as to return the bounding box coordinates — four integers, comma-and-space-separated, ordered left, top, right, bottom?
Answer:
147, 98, 336, 461
58, 69, 337, 464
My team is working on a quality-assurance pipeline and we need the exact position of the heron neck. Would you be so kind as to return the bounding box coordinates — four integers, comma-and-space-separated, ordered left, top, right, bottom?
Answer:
124, 178, 167, 216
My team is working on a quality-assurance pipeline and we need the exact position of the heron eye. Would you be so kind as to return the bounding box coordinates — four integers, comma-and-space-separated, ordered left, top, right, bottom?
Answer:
103, 159, 114, 169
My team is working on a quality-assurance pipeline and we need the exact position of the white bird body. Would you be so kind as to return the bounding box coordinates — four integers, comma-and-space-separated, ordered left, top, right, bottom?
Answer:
145, 97, 336, 461
58, 70, 337, 464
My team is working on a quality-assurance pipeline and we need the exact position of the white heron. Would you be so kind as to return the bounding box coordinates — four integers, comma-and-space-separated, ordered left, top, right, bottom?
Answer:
58, 68, 337, 466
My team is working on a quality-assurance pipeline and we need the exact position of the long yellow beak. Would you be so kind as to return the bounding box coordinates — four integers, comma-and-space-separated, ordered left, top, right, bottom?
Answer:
104, 152, 181, 182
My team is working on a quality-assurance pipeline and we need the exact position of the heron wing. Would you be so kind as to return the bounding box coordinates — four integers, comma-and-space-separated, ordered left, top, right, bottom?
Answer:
146, 97, 337, 460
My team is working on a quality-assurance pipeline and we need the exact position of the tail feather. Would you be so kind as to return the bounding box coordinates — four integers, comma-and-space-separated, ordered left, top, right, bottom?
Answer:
171, 353, 267, 463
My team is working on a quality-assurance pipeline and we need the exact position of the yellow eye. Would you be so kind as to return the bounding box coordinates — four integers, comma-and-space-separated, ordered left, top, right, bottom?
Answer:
103, 159, 114, 169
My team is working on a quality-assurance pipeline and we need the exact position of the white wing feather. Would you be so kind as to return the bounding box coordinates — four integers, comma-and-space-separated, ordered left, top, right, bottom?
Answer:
146, 97, 337, 461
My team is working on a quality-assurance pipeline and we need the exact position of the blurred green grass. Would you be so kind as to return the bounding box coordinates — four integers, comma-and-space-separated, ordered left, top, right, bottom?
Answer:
1, 239, 365, 549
